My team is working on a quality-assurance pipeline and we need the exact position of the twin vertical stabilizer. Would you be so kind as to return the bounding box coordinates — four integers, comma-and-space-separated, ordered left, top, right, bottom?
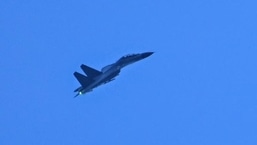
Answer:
73, 72, 93, 87
80, 64, 102, 78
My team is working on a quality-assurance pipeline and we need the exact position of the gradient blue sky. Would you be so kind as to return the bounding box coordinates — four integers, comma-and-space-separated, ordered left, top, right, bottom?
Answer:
1, 0, 257, 145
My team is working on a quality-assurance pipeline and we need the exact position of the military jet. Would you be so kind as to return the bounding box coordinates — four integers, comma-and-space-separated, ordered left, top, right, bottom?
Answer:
73, 52, 154, 97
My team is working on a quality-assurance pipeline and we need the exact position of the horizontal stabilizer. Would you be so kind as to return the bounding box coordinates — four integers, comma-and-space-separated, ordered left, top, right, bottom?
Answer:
74, 72, 93, 87
74, 86, 82, 92
80, 64, 102, 78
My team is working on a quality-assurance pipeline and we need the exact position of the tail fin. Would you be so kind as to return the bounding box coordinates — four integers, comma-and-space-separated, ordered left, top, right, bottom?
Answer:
80, 64, 102, 78
73, 72, 93, 87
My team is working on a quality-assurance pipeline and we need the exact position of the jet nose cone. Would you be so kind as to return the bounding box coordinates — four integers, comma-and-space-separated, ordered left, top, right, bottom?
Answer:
141, 52, 154, 58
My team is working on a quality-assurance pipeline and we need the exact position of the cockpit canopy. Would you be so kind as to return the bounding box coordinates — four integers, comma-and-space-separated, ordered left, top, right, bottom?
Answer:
122, 54, 138, 58
101, 64, 114, 72
118, 53, 139, 62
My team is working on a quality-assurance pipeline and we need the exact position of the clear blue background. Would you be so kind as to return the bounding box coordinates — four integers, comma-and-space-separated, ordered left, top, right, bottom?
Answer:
1, 0, 257, 144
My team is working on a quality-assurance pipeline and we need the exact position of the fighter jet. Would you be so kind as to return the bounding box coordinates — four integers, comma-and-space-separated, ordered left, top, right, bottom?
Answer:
73, 52, 154, 97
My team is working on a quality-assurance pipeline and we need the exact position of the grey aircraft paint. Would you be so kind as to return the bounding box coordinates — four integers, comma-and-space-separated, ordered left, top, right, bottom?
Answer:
73, 52, 154, 97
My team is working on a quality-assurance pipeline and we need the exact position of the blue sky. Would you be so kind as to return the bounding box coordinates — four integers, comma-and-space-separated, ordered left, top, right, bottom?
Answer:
1, 0, 257, 144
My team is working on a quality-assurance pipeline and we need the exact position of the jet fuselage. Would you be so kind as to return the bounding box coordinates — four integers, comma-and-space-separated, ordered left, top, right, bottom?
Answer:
73, 52, 153, 97
80, 65, 120, 94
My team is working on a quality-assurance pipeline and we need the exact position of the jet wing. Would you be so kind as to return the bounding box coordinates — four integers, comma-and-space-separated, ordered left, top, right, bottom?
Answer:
74, 72, 93, 87
80, 64, 102, 78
